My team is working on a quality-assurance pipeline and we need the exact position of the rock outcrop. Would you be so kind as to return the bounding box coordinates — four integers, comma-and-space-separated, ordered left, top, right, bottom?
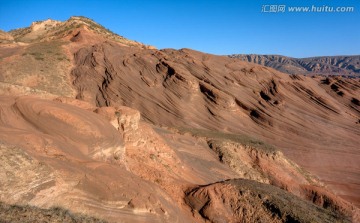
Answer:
185, 179, 351, 223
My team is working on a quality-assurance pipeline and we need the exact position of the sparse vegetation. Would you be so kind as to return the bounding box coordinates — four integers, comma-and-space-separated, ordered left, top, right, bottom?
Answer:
30, 52, 45, 60
0, 202, 107, 223
22, 42, 68, 62
6, 16, 146, 48
149, 153, 156, 160
26, 41, 63, 58
71, 16, 121, 37
8, 27, 31, 41
2, 40, 74, 96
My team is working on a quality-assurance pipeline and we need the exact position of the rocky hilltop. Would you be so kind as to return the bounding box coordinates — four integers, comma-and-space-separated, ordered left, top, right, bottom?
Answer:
0, 17, 359, 222
230, 54, 360, 77
2, 16, 153, 48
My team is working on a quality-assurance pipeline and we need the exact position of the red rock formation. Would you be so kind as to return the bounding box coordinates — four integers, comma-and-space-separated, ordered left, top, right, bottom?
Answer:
71, 42, 360, 207
0, 17, 359, 222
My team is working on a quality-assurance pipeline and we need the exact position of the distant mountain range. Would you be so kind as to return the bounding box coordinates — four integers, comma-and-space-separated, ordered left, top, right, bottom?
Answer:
229, 54, 360, 77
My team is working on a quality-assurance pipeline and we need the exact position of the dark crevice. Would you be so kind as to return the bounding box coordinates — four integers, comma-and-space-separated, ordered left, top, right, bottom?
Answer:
200, 83, 216, 103
260, 91, 271, 101
351, 98, 360, 106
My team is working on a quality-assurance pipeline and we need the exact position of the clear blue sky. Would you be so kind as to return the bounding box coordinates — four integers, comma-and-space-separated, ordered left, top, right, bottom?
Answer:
0, 0, 359, 57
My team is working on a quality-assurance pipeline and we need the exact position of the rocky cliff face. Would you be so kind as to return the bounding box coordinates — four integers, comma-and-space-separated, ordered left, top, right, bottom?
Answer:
0, 17, 359, 222
230, 54, 360, 77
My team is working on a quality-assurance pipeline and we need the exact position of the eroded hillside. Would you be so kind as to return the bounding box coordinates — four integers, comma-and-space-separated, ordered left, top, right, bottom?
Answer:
71, 41, 360, 207
0, 17, 359, 223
